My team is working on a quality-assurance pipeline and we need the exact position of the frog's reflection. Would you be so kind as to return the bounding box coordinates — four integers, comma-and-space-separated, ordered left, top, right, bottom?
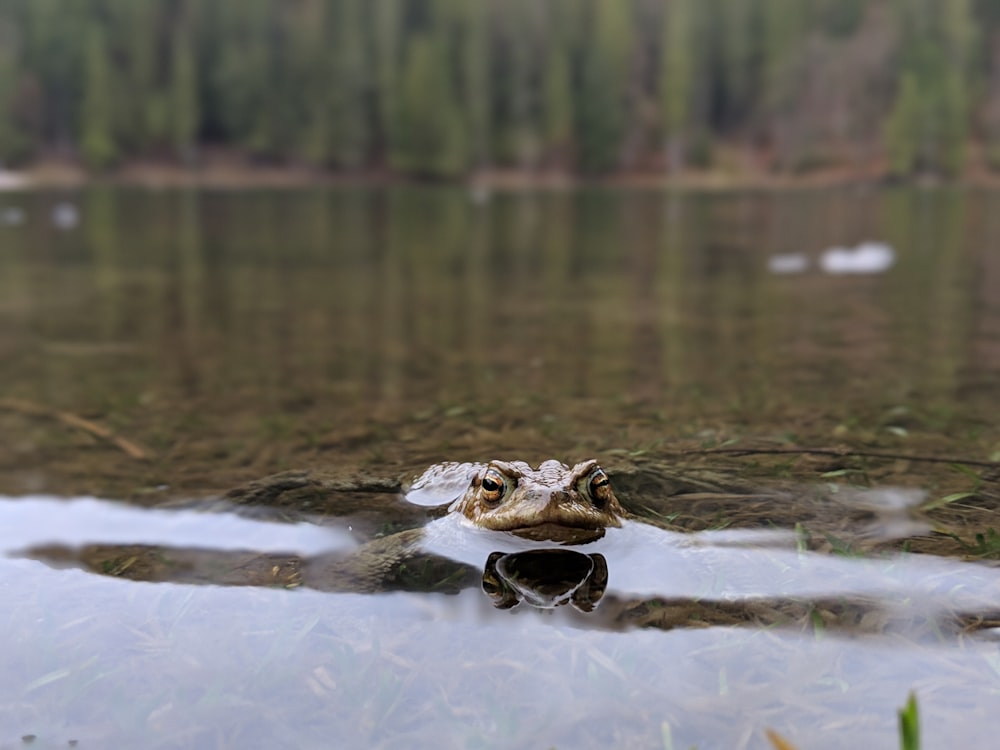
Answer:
23, 541, 607, 612
19, 540, 1000, 638
19, 544, 1000, 638
481, 549, 608, 612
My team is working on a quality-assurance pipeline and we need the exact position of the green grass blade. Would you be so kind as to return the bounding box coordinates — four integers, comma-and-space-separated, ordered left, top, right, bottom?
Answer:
919, 491, 976, 511
898, 692, 920, 750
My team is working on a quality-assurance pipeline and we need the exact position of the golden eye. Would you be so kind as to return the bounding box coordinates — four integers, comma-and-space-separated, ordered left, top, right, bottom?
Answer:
587, 468, 612, 508
481, 468, 507, 505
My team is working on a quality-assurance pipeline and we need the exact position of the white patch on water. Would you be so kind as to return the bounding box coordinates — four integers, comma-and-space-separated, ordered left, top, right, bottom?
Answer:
820, 241, 895, 274
767, 252, 810, 274
0, 495, 355, 555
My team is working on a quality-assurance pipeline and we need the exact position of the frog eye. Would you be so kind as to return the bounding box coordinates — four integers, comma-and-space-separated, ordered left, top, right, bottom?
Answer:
586, 468, 613, 508
480, 468, 508, 505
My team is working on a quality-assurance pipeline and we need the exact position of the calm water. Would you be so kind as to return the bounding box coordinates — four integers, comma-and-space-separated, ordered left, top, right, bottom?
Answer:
1, 187, 1000, 749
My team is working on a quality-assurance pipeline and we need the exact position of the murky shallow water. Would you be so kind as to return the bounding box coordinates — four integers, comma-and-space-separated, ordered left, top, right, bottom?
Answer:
1, 186, 1000, 748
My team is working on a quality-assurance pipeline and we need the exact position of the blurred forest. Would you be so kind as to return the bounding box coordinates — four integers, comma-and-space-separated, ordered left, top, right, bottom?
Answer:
0, 0, 998, 179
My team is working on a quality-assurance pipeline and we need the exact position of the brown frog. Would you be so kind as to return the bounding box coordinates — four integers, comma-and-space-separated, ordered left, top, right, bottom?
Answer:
297, 459, 626, 595
18, 461, 973, 635
413, 458, 624, 543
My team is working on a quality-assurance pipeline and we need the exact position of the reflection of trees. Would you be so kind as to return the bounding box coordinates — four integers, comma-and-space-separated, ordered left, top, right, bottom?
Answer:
168, 190, 204, 396
4, 187, 1000, 468
625, 194, 662, 404
883, 189, 970, 414
971, 192, 1000, 386
87, 188, 121, 342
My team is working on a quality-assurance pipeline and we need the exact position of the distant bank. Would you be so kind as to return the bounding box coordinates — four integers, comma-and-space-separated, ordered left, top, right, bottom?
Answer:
8, 146, 1000, 191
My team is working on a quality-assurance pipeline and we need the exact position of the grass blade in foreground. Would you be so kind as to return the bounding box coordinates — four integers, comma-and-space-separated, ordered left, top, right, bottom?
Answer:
899, 692, 920, 750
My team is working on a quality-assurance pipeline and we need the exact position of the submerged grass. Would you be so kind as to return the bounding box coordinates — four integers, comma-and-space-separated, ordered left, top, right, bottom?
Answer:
762, 693, 921, 750
946, 527, 1000, 559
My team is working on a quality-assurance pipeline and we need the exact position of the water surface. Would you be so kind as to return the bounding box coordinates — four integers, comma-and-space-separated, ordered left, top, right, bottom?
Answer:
1, 187, 999, 748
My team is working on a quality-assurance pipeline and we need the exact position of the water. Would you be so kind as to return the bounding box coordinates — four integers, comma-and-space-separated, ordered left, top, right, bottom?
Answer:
1, 186, 999, 748
2, 494, 999, 749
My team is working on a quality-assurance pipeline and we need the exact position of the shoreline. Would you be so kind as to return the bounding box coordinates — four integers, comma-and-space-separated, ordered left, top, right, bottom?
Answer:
5, 153, 1000, 192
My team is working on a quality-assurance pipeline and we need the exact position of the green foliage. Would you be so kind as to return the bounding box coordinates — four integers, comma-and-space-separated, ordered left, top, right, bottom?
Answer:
578, 0, 632, 173
330, 0, 370, 168
886, 73, 921, 176
491, 0, 541, 165
0, 44, 30, 164
761, 0, 808, 87
81, 25, 116, 170
458, 0, 491, 167
0, 0, 996, 177
661, 0, 694, 134
371, 0, 403, 157
542, 43, 573, 161
660, 0, 705, 170
393, 34, 467, 178
814, 0, 866, 37
887, 0, 974, 176
210, 0, 279, 157
290, 0, 334, 166
947, 527, 1000, 558
118, 2, 160, 151
898, 692, 920, 750
170, 28, 199, 164
919, 491, 976, 511
717, 0, 756, 127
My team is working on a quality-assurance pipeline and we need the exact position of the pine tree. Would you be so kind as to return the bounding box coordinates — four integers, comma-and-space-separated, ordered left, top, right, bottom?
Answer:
888, 0, 974, 175
97, 0, 154, 154
542, 0, 574, 166
81, 24, 116, 169
938, 68, 967, 175
23, 0, 87, 150
210, 0, 277, 157
717, 0, 756, 129
491, 0, 541, 166
885, 72, 920, 176
578, 0, 632, 173
660, 0, 697, 171
937, 0, 974, 174
0, 0, 994, 178
0, 22, 28, 165
394, 33, 467, 178
290, 0, 332, 165
330, 0, 369, 168
372, 0, 404, 167
171, 26, 200, 164
458, 0, 491, 168
543, 44, 573, 164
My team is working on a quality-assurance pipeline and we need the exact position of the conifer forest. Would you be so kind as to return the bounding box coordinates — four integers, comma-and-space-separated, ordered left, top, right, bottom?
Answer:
0, 0, 996, 179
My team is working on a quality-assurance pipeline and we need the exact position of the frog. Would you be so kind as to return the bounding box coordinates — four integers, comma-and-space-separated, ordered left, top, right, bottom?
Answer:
297, 458, 940, 624
18, 458, 965, 635
408, 458, 624, 542
300, 458, 630, 598
19, 459, 633, 598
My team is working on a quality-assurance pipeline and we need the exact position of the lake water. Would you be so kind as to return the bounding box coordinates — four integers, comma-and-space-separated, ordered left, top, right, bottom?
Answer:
1, 187, 999, 749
